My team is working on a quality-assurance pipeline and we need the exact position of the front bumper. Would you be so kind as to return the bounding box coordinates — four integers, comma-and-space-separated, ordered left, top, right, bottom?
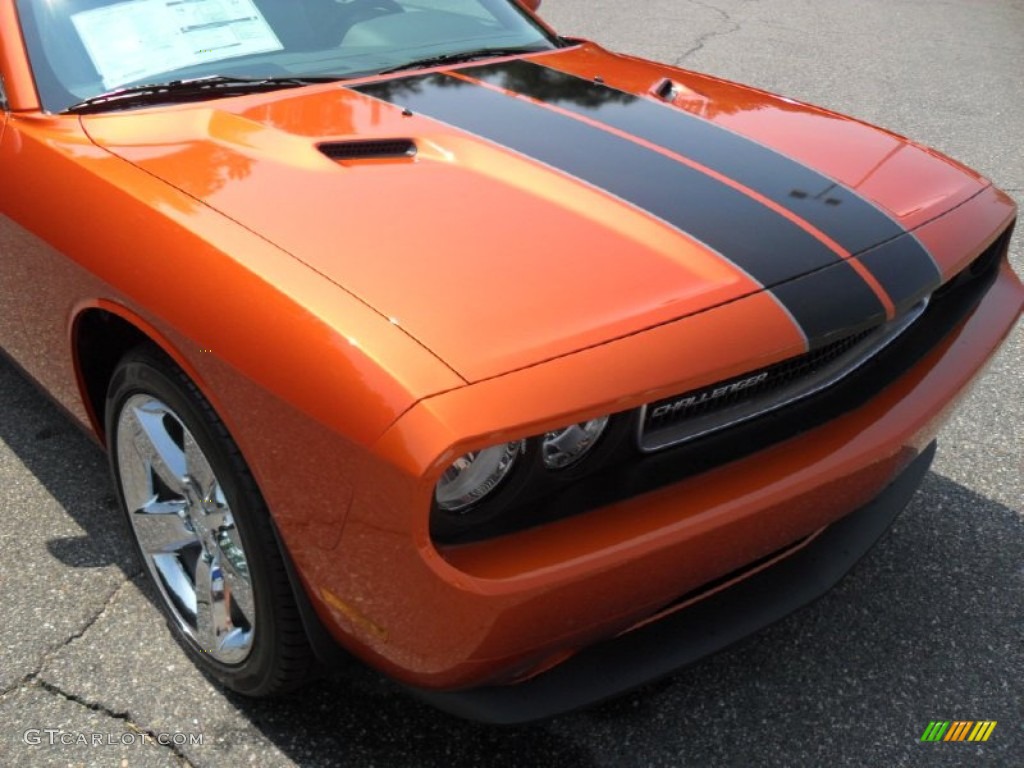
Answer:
278, 186, 1020, 700
413, 440, 936, 723
301, 257, 1020, 686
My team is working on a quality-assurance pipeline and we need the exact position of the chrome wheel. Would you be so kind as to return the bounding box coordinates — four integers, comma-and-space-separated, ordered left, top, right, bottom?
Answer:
116, 394, 255, 664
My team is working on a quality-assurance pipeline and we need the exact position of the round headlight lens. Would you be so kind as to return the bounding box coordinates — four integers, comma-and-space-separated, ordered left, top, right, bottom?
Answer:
542, 416, 610, 470
435, 441, 524, 512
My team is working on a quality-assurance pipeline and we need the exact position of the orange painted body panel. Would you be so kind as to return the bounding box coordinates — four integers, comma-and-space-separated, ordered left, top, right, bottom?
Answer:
0, 5, 1021, 700
542, 43, 989, 234
914, 185, 1018, 279
82, 73, 763, 383
0, 112, 463, 555
0, 113, 463, 433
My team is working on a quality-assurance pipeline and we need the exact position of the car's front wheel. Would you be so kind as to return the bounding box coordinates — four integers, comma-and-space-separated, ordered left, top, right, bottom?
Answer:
106, 347, 313, 695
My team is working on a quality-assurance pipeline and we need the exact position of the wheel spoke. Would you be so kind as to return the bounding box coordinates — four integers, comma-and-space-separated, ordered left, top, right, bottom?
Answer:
127, 403, 188, 496
199, 481, 233, 533
215, 530, 255, 624
139, 497, 190, 516
184, 430, 217, 503
118, 441, 159, 514
194, 550, 234, 654
131, 501, 195, 554
152, 551, 199, 620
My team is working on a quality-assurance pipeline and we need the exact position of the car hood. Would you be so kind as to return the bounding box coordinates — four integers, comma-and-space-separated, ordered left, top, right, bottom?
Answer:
83, 45, 988, 382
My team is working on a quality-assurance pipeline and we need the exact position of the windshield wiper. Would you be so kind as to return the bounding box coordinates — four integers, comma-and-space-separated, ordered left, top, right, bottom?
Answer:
375, 46, 550, 75
63, 75, 344, 114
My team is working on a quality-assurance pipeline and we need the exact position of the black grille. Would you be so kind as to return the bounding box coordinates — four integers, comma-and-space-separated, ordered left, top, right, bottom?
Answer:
318, 139, 416, 160
637, 288, 930, 453
642, 327, 875, 435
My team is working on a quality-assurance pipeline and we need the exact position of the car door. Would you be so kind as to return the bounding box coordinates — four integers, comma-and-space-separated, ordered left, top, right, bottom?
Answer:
0, 18, 97, 420
0, 74, 27, 365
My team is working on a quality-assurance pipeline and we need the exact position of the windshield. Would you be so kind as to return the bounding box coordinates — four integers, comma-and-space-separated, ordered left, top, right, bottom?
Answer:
14, 0, 559, 113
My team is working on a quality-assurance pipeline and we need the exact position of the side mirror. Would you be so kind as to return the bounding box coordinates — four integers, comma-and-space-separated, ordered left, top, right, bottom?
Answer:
519, 0, 542, 11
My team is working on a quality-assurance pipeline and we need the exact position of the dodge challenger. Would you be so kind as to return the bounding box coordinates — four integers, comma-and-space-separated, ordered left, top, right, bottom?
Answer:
0, 0, 1020, 722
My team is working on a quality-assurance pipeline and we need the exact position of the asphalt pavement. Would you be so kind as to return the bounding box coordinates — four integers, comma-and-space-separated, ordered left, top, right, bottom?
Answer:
1, 1, 1021, 766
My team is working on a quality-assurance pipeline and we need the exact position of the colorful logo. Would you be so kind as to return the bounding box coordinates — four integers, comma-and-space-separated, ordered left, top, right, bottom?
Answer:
920, 721, 997, 742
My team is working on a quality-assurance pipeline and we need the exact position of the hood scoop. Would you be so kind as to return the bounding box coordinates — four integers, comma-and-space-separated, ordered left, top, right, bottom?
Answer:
650, 77, 713, 111
318, 139, 417, 162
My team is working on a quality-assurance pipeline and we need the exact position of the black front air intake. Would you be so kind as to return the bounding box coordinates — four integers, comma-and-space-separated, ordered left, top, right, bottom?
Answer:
318, 139, 416, 160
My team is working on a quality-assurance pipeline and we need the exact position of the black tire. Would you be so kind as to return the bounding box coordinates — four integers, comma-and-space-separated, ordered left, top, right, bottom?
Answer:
105, 346, 314, 696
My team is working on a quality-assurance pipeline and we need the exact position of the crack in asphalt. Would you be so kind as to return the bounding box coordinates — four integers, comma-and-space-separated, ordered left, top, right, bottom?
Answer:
674, 0, 744, 63
2, 573, 195, 762
0, 675, 34, 699
0, 680, 25, 700
1, 574, 139, 700
60, 571, 143, 649
31, 677, 196, 767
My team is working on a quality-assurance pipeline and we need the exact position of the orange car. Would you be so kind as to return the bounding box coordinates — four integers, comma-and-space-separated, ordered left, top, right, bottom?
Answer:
1, 0, 1020, 722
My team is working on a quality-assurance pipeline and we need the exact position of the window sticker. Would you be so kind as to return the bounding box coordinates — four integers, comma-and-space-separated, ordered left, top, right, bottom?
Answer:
71, 0, 283, 90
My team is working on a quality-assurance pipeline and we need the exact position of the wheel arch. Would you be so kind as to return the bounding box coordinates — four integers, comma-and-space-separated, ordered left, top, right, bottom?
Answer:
71, 300, 208, 445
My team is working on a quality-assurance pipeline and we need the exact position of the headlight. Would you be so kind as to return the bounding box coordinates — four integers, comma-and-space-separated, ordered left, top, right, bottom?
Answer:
542, 416, 609, 469
434, 440, 524, 512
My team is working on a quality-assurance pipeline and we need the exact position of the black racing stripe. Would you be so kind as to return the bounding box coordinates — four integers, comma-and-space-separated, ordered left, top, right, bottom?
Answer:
858, 236, 942, 311
352, 74, 886, 339
463, 60, 941, 309
772, 264, 889, 346
466, 60, 902, 252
